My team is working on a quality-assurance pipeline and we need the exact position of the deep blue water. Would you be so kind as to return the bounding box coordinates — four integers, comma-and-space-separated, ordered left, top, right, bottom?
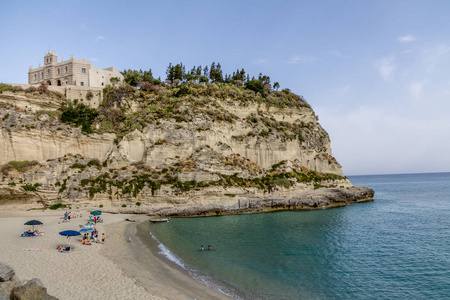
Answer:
148, 172, 450, 299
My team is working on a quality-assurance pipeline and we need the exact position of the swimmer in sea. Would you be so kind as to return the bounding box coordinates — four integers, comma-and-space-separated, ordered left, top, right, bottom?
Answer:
201, 245, 204, 251
208, 245, 211, 250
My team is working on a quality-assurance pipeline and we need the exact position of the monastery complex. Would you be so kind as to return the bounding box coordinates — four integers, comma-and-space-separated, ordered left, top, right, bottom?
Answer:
28, 50, 123, 87
21, 50, 124, 107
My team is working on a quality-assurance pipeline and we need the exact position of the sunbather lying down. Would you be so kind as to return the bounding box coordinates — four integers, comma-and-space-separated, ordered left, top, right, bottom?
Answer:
22, 230, 45, 236
57, 245, 71, 251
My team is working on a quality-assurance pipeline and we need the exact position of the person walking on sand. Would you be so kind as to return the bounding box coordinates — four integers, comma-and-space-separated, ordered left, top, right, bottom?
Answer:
102, 233, 105, 243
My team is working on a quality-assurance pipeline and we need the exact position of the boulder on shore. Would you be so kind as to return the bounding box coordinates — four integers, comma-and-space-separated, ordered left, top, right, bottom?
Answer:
0, 262, 58, 300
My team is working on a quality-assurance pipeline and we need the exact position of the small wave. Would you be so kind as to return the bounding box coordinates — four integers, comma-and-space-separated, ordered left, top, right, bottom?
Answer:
150, 232, 187, 270
149, 232, 244, 300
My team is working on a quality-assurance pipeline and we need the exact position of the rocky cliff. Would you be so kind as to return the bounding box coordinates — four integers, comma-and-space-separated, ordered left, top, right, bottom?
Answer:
0, 84, 374, 215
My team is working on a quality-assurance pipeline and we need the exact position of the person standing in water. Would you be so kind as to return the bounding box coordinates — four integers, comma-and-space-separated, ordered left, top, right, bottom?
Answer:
200, 245, 204, 251
208, 245, 212, 250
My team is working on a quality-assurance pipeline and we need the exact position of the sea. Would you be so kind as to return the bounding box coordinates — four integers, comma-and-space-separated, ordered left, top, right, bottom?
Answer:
147, 172, 450, 299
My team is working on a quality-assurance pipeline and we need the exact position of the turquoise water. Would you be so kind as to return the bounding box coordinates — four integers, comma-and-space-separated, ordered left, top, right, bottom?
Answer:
148, 173, 450, 299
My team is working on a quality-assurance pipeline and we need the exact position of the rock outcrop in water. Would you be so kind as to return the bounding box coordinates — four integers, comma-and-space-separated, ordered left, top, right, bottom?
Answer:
0, 84, 373, 215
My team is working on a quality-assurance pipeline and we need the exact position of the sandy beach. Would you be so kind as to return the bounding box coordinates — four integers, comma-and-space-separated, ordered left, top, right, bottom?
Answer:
0, 209, 231, 300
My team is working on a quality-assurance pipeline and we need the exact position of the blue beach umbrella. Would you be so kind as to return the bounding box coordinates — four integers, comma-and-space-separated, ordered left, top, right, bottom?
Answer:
90, 210, 102, 216
59, 230, 81, 238
79, 228, 94, 234
59, 230, 81, 250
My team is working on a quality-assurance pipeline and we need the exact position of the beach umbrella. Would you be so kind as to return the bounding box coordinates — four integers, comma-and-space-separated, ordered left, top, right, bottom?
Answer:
59, 230, 81, 250
59, 230, 81, 238
90, 210, 102, 216
24, 220, 43, 231
79, 228, 94, 234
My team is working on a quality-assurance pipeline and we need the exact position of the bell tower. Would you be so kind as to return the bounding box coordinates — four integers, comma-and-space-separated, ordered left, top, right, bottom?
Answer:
44, 50, 57, 66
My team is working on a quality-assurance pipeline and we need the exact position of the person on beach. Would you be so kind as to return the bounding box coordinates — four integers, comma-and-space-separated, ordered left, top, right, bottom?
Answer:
200, 245, 204, 251
208, 245, 211, 250
68, 212, 71, 222
102, 233, 105, 243
128, 237, 133, 243
64, 211, 68, 222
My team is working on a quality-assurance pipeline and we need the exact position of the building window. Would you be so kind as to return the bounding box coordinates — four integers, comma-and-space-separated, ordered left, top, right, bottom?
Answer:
48, 69, 50, 76
34, 74, 37, 80
82, 68, 86, 74
81, 82, 84, 86
57, 68, 60, 75
101, 82, 104, 86
65, 66, 68, 73
42, 72, 44, 78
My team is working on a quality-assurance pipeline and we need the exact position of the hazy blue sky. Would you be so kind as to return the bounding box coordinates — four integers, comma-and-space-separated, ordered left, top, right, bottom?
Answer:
1, 0, 450, 175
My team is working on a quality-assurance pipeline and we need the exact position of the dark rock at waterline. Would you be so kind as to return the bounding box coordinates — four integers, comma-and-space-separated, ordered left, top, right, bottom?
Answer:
160, 186, 375, 217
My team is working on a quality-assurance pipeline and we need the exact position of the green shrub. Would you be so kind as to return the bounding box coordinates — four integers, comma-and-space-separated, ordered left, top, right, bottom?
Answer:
245, 80, 264, 95
99, 204, 103, 208
314, 184, 327, 190
7, 182, 16, 186
0, 83, 13, 93
87, 159, 101, 168
259, 130, 269, 137
86, 90, 94, 100
136, 202, 141, 206
22, 183, 41, 192
122, 204, 127, 207
36, 110, 62, 122
60, 102, 98, 134
224, 193, 236, 197
49, 203, 67, 210
70, 163, 86, 170
8, 161, 39, 173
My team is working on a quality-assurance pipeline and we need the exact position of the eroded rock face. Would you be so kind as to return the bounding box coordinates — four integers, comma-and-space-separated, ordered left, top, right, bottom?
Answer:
0, 97, 342, 175
0, 91, 374, 214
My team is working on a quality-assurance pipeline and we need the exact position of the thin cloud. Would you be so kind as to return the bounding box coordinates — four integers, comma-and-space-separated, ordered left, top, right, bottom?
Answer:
333, 85, 351, 95
399, 35, 416, 42
80, 22, 88, 31
376, 56, 396, 81
96, 35, 105, 41
252, 58, 267, 64
329, 50, 342, 57
409, 82, 424, 98
289, 55, 315, 64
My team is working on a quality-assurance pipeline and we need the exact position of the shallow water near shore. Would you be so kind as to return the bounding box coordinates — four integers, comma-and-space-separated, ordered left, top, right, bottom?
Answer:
148, 172, 450, 299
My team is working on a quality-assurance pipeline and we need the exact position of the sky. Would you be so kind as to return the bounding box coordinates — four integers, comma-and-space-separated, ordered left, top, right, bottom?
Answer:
1, 0, 450, 175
